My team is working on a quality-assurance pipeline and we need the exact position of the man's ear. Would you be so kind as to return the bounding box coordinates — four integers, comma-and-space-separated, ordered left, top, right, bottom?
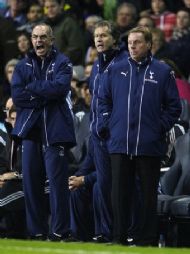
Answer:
51, 37, 55, 45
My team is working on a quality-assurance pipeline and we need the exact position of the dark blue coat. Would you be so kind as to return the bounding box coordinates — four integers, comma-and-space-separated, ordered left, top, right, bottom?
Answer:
98, 54, 182, 156
89, 47, 128, 138
11, 47, 76, 148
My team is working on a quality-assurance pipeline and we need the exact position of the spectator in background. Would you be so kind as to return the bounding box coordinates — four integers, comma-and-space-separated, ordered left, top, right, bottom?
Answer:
167, 8, 190, 80
71, 65, 86, 99
0, 104, 25, 239
115, 2, 137, 40
2, 0, 28, 28
2, 96, 15, 135
117, 0, 151, 13
183, 0, 190, 9
69, 138, 96, 241
85, 46, 98, 64
44, 0, 85, 65
150, 27, 170, 59
78, 80, 91, 112
16, 31, 32, 59
84, 62, 94, 78
84, 15, 102, 50
68, 86, 91, 176
17, 2, 44, 34
68, 72, 91, 176
137, 16, 155, 29
140, 0, 176, 42
2, 59, 19, 101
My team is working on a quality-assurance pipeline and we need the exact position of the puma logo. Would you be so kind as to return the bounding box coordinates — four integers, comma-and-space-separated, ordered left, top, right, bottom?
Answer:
150, 71, 154, 79
121, 71, 128, 77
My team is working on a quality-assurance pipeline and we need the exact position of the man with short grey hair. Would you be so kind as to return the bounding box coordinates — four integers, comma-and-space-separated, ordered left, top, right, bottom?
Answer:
11, 23, 76, 241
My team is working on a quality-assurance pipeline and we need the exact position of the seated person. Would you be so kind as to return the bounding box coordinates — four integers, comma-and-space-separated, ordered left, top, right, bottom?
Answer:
0, 105, 25, 239
69, 137, 96, 241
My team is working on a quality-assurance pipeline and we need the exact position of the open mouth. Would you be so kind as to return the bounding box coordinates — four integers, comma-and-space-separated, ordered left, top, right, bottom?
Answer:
96, 44, 104, 51
36, 45, 44, 50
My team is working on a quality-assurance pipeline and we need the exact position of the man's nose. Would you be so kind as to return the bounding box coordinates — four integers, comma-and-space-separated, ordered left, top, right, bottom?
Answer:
130, 42, 136, 48
36, 37, 42, 42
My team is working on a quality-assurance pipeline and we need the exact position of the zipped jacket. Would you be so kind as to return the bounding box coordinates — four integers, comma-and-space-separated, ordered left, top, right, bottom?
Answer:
11, 47, 76, 148
89, 46, 128, 138
98, 54, 182, 156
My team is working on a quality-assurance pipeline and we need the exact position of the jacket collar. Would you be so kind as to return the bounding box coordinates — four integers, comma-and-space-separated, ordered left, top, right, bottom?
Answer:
98, 48, 120, 73
128, 51, 153, 67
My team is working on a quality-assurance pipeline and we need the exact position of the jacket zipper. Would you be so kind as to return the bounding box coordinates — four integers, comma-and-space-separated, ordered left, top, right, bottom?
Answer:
135, 65, 149, 155
127, 61, 132, 154
95, 57, 116, 138
43, 60, 53, 147
90, 73, 98, 132
18, 109, 34, 136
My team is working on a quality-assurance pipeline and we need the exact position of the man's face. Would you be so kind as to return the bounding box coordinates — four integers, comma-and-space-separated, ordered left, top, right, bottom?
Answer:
6, 66, 15, 83
183, 0, 190, 8
18, 34, 30, 54
27, 5, 43, 22
116, 6, 134, 28
151, 0, 165, 15
128, 32, 151, 62
31, 25, 53, 59
138, 17, 154, 29
94, 26, 115, 53
176, 10, 190, 30
151, 32, 163, 55
44, 0, 61, 19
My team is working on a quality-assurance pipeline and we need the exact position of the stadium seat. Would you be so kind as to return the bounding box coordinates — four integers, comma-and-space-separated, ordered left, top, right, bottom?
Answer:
157, 131, 190, 246
170, 196, 190, 247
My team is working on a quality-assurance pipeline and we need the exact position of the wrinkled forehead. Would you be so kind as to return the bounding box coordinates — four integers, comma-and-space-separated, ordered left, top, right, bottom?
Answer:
128, 32, 144, 41
94, 25, 110, 35
32, 25, 50, 36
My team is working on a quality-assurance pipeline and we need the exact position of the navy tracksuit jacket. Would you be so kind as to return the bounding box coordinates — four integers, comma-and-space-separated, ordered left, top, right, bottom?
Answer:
11, 47, 76, 237
89, 47, 128, 239
97, 54, 182, 156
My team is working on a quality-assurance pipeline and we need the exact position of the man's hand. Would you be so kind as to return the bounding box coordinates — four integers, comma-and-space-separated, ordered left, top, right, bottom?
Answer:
0, 172, 17, 188
0, 172, 17, 181
68, 175, 85, 191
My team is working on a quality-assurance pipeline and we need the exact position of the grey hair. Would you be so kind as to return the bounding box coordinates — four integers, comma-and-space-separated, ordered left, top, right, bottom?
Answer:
32, 23, 54, 38
5, 58, 19, 73
94, 20, 121, 45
